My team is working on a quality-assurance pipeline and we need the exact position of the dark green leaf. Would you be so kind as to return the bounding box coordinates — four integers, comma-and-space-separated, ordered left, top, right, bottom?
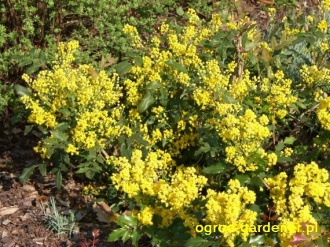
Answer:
39, 50, 46, 64
108, 228, 127, 242
202, 164, 225, 174
277, 156, 293, 162
19, 165, 37, 184
26, 64, 41, 74
18, 59, 33, 67
55, 170, 62, 189
275, 142, 285, 153
15, 85, 32, 97
38, 163, 47, 176
115, 61, 132, 75
138, 91, 154, 113
185, 237, 210, 247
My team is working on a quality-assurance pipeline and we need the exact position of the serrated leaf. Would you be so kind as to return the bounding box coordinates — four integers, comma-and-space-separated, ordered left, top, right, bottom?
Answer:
115, 61, 132, 75
202, 164, 225, 174
131, 230, 141, 247
15, 85, 32, 97
138, 91, 154, 113
117, 215, 138, 227
19, 165, 37, 184
55, 170, 62, 189
122, 230, 132, 243
50, 130, 67, 142
275, 142, 285, 153
108, 228, 127, 242
284, 136, 296, 145
38, 163, 47, 176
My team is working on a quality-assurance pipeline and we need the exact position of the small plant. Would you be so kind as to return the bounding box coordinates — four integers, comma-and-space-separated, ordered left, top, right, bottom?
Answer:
39, 196, 76, 237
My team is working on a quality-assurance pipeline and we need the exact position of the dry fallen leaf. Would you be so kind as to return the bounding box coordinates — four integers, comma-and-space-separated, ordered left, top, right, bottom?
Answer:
0, 206, 19, 217
92, 201, 119, 223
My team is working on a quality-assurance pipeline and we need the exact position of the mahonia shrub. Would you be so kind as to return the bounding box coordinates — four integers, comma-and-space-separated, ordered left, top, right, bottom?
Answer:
107, 5, 330, 247
19, 2, 330, 247
19, 40, 126, 185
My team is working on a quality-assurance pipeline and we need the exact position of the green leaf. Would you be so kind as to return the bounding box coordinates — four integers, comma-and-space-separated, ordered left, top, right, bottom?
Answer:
26, 64, 40, 74
145, 81, 162, 90
165, 60, 187, 73
55, 170, 62, 189
50, 130, 67, 142
39, 50, 46, 64
234, 174, 250, 185
138, 91, 154, 113
316, 237, 329, 247
85, 170, 95, 179
38, 163, 47, 176
284, 136, 296, 145
15, 85, 32, 97
117, 215, 138, 227
19, 165, 37, 184
249, 235, 265, 244
277, 156, 293, 163
24, 125, 33, 135
194, 143, 211, 156
176, 7, 184, 16
115, 61, 132, 75
18, 59, 33, 67
185, 237, 210, 247
108, 228, 127, 242
275, 142, 285, 153
122, 230, 133, 243
55, 122, 70, 132
202, 163, 225, 174
131, 230, 141, 247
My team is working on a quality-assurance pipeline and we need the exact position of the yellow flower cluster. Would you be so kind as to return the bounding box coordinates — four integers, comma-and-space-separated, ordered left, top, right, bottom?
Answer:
265, 162, 330, 246
205, 179, 257, 247
21, 41, 123, 153
317, 97, 330, 131
216, 109, 271, 172
110, 149, 208, 230
123, 24, 142, 48
261, 70, 297, 121
300, 64, 330, 89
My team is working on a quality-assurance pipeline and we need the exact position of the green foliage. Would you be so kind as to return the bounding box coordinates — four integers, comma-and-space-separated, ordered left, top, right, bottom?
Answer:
39, 196, 76, 237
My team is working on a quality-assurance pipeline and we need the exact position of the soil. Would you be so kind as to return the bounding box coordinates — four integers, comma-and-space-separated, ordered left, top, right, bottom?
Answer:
0, 0, 319, 246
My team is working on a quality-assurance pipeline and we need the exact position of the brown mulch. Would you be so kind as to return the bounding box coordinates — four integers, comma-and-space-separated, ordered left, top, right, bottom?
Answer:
0, 147, 124, 247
